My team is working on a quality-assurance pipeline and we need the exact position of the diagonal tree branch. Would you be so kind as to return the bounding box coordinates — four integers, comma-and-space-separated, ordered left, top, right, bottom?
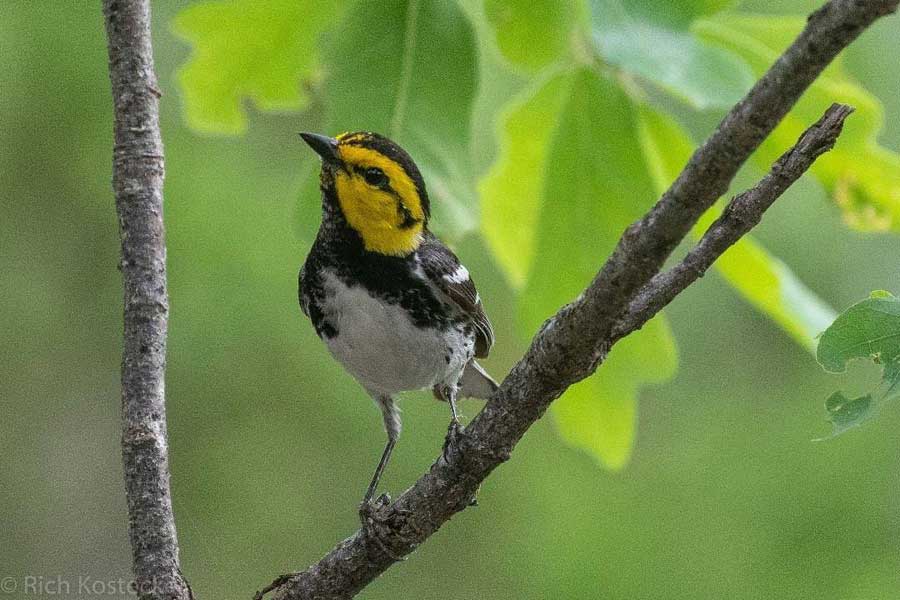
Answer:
103, 1, 191, 599
614, 103, 855, 341
554, 0, 898, 386
259, 1, 897, 598
262, 104, 852, 600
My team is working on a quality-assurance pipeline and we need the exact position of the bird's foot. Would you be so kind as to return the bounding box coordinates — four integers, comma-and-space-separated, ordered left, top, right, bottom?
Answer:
358, 492, 391, 527
358, 493, 405, 561
442, 419, 464, 462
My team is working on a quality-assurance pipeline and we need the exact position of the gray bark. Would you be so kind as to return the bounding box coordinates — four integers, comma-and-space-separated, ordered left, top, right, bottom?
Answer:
103, 1, 191, 599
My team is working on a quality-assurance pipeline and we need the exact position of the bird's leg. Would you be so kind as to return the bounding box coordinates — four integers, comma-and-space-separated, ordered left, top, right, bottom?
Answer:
361, 437, 395, 510
358, 396, 406, 560
438, 384, 481, 507
448, 387, 461, 425
359, 396, 400, 522
439, 384, 463, 461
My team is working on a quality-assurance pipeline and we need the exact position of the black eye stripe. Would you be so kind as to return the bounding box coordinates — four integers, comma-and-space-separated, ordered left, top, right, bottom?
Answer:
396, 199, 419, 229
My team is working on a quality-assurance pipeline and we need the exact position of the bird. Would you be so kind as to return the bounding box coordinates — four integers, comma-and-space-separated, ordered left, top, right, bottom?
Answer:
297, 130, 498, 520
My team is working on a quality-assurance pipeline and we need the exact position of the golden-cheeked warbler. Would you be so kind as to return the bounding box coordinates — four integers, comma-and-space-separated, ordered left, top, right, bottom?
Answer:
298, 131, 498, 518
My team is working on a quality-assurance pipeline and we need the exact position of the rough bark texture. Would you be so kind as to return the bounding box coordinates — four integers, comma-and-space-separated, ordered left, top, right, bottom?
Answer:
257, 1, 897, 598
103, 1, 191, 599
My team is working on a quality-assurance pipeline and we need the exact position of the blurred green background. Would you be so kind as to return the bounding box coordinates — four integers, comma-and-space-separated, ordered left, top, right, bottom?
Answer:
2, 1, 899, 599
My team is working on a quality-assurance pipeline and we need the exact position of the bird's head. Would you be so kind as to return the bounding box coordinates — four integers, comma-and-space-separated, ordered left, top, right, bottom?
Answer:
300, 131, 430, 257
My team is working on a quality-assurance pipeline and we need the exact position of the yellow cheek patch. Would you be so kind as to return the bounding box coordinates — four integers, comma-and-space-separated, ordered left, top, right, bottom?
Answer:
334, 145, 425, 256
338, 145, 425, 222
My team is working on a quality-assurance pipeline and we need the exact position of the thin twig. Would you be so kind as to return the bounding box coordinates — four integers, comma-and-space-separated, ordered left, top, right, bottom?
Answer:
614, 103, 854, 340
103, 1, 191, 599
260, 1, 897, 598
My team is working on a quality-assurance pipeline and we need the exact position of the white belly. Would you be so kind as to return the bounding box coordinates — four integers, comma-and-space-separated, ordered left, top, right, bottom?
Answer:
321, 272, 473, 397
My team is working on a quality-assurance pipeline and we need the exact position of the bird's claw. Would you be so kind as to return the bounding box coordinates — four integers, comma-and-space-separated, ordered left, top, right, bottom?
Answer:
358, 492, 391, 526
358, 494, 405, 561
442, 419, 463, 462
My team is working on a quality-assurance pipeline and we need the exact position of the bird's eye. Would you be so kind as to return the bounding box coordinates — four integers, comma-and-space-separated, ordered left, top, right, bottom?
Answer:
362, 167, 388, 187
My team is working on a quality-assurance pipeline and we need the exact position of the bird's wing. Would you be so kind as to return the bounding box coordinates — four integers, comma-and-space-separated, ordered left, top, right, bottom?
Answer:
418, 233, 494, 358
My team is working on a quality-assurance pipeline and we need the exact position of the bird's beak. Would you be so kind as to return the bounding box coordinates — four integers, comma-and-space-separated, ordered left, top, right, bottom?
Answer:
299, 132, 340, 163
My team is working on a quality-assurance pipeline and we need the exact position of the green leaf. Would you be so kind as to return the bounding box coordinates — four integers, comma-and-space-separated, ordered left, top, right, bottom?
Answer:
615, 0, 737, 27
817, 291, 900, 375
483, 0, 583, 73
479, 70, 576, 287
320, 0, 479, 240
455, 0, 529, 173
519, 68, 677, 469
172, 0, 346, 134
816, 291, 900, 438
820, 391, 876, 439
636, 105, 837, 351
591, 0, 754, 109
553, 317, 676, 470
694, 14, 900, 232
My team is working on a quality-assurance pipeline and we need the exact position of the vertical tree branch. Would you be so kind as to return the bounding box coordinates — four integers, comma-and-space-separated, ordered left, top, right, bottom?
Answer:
103, 1, 191, 598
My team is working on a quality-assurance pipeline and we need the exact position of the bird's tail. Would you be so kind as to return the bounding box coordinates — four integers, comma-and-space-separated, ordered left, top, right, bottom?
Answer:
458, 360, 499, 400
